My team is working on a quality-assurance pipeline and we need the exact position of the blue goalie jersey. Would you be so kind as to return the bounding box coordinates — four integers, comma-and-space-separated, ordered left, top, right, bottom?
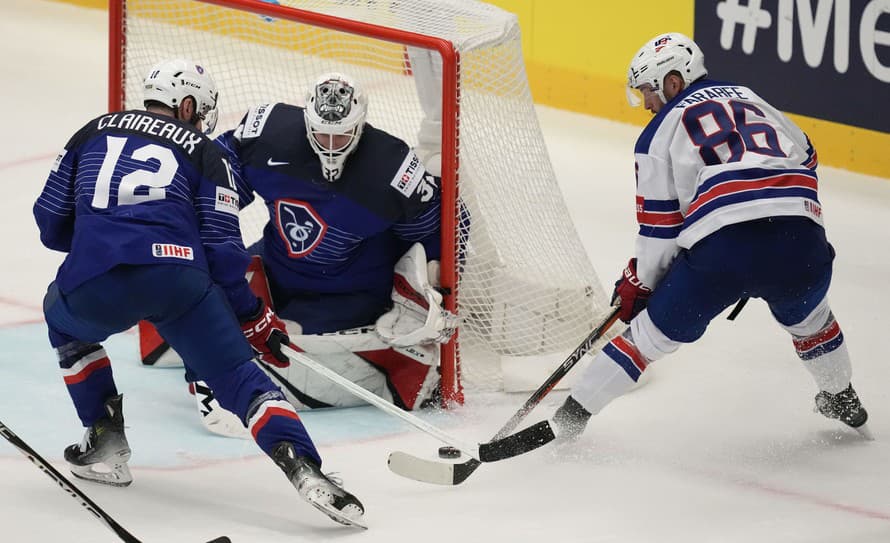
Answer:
34, 110, 258, 319
216, 103, 442, 303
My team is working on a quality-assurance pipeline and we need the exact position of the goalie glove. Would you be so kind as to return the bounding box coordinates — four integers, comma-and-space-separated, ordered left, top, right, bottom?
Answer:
376, 243, 459, 347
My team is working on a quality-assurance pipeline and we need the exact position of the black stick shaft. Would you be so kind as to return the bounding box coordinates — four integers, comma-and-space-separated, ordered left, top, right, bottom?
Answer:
492, 306, 621, 440
0, 420, 141, 542
455, 307, 620, 480
1, 420, 232, 543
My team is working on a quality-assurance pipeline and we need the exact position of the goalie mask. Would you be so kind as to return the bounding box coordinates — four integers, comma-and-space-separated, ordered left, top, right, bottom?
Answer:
304, 72, 368, 181
143, 58, 220, 134
626, 32, 707, 107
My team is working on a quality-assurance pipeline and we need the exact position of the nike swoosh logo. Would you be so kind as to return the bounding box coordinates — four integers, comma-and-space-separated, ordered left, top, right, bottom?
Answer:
267, 159, 289, 166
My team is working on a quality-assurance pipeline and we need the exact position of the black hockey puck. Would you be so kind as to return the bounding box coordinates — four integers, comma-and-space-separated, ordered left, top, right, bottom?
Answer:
438, 446, 461, 459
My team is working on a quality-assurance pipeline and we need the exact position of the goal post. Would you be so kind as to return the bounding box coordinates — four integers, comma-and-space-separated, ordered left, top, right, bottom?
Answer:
109, 0, 612, 405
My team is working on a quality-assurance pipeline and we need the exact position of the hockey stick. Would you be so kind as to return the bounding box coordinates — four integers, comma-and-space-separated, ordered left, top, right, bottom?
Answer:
387, 306, 621, 485
277, 345, 554, 462
0, 419, 230, 543
726, 297, 749, 321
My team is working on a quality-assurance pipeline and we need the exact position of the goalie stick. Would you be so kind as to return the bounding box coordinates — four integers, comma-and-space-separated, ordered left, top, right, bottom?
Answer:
0, 419, 231, 543
387, 306, 621, 485
276, 345, 554, 462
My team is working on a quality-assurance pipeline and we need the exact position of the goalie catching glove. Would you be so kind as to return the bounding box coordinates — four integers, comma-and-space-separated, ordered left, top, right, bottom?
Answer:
241, 299, 291, 367
376, 243, 459, 347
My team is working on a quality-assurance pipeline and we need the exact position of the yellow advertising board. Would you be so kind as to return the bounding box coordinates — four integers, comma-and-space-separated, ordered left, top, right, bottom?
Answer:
49, 0, 890, 178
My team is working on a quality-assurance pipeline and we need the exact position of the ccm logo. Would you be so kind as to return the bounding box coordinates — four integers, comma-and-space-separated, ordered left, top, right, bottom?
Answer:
243, 308, 273, 338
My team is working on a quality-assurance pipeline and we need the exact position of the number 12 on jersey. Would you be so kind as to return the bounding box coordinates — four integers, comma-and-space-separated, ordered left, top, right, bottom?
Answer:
91, 135, 178, 208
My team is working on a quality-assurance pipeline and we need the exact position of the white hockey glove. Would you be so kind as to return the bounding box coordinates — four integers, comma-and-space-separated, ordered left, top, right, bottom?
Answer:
375, 243, 459, 347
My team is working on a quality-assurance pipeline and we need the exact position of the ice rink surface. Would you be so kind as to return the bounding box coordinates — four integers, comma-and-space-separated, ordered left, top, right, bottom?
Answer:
2, 1, 890, 542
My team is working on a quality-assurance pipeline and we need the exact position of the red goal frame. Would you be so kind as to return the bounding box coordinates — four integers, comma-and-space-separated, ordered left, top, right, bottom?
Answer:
107, 0, 465, 405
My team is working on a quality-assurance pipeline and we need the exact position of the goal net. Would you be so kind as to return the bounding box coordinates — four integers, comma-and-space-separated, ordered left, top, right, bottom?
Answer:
110, 0, 613, 403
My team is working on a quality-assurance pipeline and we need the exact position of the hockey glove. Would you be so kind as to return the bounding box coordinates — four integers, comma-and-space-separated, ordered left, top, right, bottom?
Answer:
611, 258, 652, 323
241, 299, 291, 367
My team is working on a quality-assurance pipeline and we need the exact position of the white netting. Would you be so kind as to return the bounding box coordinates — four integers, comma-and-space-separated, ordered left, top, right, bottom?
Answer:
117, 0, 611, 393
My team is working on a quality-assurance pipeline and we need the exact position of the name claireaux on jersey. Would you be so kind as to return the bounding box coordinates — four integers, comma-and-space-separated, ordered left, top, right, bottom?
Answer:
96, 113, 203, 153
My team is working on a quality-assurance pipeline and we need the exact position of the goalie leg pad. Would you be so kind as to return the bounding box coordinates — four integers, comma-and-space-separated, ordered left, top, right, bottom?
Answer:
260, 349, 393, 410
138, 321, 182, 367
192, 380, 251, 439
359, 343, 440, 410
264, 324, 394, 409
269, 325, 438, 410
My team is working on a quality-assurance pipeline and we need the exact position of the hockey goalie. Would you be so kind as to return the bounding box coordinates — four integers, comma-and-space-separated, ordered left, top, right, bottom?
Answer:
139, 68, 459, 437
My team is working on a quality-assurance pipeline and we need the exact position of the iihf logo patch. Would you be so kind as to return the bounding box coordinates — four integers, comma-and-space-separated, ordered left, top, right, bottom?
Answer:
275, 199, 327, 258
151, 243, 194, 261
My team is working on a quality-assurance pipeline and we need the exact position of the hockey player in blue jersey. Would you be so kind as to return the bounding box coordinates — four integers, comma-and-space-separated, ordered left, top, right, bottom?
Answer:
34, 59, 365, 528
142, 71, 457, 418
218, 72, 456, 411
549, 33, 870, 442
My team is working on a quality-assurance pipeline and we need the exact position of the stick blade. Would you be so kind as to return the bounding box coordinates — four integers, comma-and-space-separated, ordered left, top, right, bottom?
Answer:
477, 420, 555, 462
388, 451, 459, 485
387, 422, 554, 485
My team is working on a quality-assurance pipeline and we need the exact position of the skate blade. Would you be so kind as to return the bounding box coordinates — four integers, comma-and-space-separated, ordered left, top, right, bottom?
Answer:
307, 499, 367, 530
854, 422, 875, 441
69, 461, 132, 487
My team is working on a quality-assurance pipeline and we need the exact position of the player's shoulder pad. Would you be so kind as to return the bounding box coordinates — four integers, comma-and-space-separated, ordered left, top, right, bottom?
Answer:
52, 117, 100, 171
388, 149, 430, 201
236, 103, 277, 140
201, 144, 241, 216
358, 126, 429, 200
70, 112, 120, 149
236, 102, 306, 141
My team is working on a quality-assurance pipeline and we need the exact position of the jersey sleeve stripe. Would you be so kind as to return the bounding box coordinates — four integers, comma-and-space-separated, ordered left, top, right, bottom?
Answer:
638, 224, 682, 239
636, 197, 683, 239
802, 138, 818, 170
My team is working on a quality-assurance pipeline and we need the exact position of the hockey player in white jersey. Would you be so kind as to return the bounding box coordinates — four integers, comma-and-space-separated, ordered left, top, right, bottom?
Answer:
549, 33, 870, 441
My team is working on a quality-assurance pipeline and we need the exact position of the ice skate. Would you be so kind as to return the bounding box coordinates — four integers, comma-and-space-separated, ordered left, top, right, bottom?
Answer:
64, 394, 132, 486
552, 395, 592, 442
272, 442, 366, 529
814, 384, 873, 440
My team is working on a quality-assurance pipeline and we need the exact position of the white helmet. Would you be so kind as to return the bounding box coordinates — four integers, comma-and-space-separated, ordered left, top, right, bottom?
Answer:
626, 32, 707, 106
143, 59, 219, 134
304, 72, 368, 181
